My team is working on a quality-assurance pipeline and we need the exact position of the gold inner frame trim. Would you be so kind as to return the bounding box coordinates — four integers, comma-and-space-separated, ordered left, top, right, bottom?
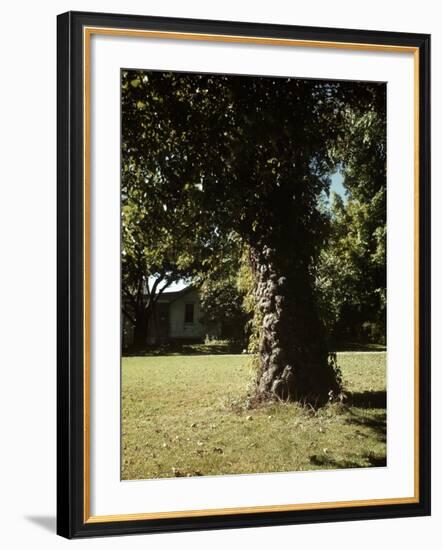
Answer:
83, 26, 421, 524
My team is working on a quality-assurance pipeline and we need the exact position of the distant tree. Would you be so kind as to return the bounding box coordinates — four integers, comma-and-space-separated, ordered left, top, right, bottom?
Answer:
195, 233, 248, 344
121, 72, 211, 347
122, 70, 385, 403
316, 87, 386, 344
121, 174, 199, 347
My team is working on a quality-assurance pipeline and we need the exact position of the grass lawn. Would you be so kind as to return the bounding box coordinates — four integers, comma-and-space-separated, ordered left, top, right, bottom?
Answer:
122, 352, 386, 480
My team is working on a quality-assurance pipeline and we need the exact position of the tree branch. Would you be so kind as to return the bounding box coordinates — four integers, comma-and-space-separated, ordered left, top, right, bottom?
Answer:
121, 307, 136, 325
152, 279, 174, 304
150, 274, 165, 298
158, 279, 173, 295
122, 288, 137, 307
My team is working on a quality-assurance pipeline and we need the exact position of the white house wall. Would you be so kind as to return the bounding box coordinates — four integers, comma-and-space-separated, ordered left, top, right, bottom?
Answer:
169, 290, 205, 339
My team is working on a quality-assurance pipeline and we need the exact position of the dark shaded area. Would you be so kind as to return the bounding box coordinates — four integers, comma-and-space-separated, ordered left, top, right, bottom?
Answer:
345, 390, 387, 409
25, 515, 56, 533
329, 305, 386, 348
124, 337, 386, 357
366, 453, 387, 467
123, 340, 244, 357
331, 342, 386, 352
124, 341, 385, 358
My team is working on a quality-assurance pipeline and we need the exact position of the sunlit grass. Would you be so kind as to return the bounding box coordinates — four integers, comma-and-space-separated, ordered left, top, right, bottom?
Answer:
121, 352, 386, 480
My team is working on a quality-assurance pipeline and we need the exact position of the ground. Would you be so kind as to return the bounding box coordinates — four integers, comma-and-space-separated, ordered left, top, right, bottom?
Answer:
122, 351, 386, 480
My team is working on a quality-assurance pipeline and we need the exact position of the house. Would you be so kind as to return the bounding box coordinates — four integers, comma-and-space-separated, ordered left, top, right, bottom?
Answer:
122, 286, 221, 348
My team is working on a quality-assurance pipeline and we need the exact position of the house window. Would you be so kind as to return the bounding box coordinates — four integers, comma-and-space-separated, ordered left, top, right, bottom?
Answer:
184, 303, 194, 324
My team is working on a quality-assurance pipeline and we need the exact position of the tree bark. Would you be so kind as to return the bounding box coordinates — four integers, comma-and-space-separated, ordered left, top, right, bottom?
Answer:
132, 309, 149, 349
251, 245, 341, 405
125, 276, 173, 350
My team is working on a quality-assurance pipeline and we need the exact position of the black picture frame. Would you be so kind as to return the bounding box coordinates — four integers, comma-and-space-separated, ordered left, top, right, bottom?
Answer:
57, 10, 431, 539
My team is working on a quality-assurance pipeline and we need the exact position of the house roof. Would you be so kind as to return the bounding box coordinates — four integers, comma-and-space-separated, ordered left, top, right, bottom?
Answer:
156, 285, 196, 304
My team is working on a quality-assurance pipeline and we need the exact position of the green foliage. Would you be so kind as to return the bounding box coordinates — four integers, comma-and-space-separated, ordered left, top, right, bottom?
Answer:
236, 247, 261, 354
121, 70, 229, 343
194, 233, 248, 343
316, 85, 386, 344
121, 69, 376, 256
317, 193, 386, 344
121, 69, 386, 355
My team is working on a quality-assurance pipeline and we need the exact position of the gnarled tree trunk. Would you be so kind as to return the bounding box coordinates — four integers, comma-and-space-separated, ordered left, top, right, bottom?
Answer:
251, 244, 341, 405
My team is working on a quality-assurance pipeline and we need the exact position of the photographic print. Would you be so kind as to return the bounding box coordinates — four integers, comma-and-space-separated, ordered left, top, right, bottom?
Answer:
120, 70, 387, 480
57, 12, 430, 537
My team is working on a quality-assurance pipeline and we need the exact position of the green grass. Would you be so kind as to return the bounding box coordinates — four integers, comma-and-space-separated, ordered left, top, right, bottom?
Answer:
122, 352, 386, 480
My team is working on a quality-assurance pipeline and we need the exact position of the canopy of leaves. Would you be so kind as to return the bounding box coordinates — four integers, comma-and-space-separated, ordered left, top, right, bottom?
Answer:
122, 71, 380, 246
122, 69, 386, 346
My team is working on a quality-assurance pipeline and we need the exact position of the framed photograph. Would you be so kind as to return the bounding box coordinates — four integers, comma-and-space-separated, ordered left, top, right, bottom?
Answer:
57, 11, 431, 538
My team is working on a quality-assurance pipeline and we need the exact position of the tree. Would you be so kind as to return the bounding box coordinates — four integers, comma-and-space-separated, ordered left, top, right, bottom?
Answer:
121, 181, 197, 347
316, 87, 387, 345
195, 233, 248, 344
122, 70, 385, 403
122, 72, 212, 347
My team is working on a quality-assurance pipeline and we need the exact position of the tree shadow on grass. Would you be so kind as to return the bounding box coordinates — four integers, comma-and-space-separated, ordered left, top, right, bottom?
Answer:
123, 341, 244, 357
341, 390, 387, 443
345, 390, 386, 409
331, 342, 386, 352
309, 452, 386, 469
308, 390, 387, 470
309, 455, 363, 469
366, 453, 387, 467
345, 408, 387, 444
